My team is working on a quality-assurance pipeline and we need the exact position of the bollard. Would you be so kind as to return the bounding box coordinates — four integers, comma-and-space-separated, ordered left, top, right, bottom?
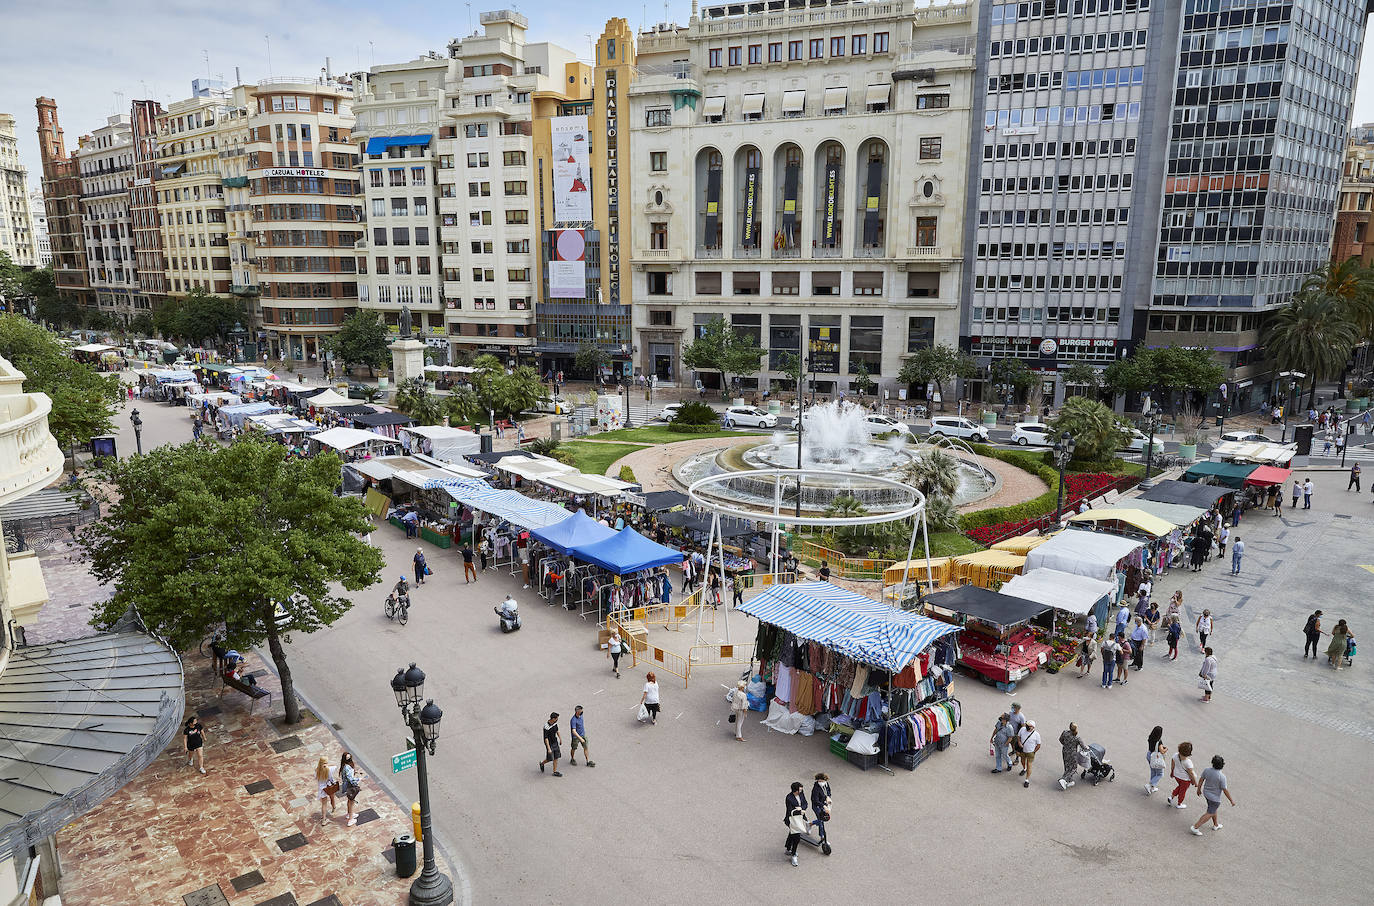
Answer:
412, 801, 423, 842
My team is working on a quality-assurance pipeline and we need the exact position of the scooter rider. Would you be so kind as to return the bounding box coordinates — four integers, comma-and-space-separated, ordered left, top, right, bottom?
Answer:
495, 593, 521, 630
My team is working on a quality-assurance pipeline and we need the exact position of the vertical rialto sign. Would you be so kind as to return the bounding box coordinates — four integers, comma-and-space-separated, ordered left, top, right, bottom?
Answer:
605, 67, 620, 305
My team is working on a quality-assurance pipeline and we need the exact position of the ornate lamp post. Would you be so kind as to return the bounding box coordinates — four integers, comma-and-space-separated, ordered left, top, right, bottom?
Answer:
1139, 403, 1162, 489
390, 664, 452, 906
621, 381, 633, 428
1052, 430, 1076, 520
130, 408, 144, 456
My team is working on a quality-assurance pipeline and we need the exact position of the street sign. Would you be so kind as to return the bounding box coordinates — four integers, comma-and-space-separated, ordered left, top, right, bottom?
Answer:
392, 749, 417, 774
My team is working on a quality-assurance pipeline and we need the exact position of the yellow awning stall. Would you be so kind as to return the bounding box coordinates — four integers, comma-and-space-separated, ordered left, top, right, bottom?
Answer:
991, 533, 1055, 554
1068, 507, 1175, 538
950, 550, 1027, 589
881, 557, 950, 603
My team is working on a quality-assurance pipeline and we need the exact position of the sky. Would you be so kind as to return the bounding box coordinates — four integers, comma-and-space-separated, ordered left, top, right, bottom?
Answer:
4, 0, 1374, 182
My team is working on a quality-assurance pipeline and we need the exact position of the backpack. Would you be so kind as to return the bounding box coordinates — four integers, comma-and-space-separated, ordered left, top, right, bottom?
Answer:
1303, 614, 1318, 635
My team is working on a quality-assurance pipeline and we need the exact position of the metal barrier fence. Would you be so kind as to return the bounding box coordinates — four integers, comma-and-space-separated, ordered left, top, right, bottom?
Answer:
606, 615, 690, 686
792, 540, 894, 580
686, 641, 757, 685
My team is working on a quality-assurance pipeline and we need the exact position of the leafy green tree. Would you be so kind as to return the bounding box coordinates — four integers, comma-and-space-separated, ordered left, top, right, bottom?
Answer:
852, 362, 875, 397
988, 357, 1035, 405
1265, 293, 1360, 407
483, 365, 543, 419
443, 385, 484, 426
0, 251, 23, 308
394, 377, 445, 425
573, 342, 608, 381
901, 449, 960, 501
897, 343, 975, 411
0, 314, 121, 450
81, 438, 384, 724
129, 312, 155, 337
681, 316, 764, 389
152, 296, 182, 339
83, 309, 114, 331
325, 311, 390, 377
1048, 396, 1131, 465
174, 287, 243, 346
1298, 259, 1374, 395
1102, 346, 1224, 411
1061, 362, 1102, 397
22, 268, 80, 327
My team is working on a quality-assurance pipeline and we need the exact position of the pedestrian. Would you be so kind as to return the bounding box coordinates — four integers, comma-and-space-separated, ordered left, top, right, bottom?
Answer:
640, 671, 661, 725
818, 561, 832, 582
477, 536, 490, 572
517, 422, 525, 443
568, 705, 595, 767
1292, 479, 1301, 509
1230, 537, 1244, 575
1303, 610, 1324, 659
1166, 741, 1198, 809
1016, 720, 1042, 788
1216, 524, 1229, 558
1006, 702, 1027, 766
1116, 633, 1132, 685
730, 574, 744, 607
339, 751, 365, 826
1232, 497, 1243, 526
402, 509, 419, 538
413, 548, 428, 586
730, 679, 750, 740
1146, 725, 1166, 795
1326, 619, 1351, 670
1145, 600, 1161, 646
660, 569, 672, 605
1190, 755, 1236, 835
707, 571, 722, 608
1074, 635, 1096, 678
1196, 609, 1213, 651
1165, 615, 1183, 660
1130, 618, 1148, 670
1189, 533, 1207, 572
315, 756, 338, 823
784, 781, 808, 866
1058, 722, 1084, 790
192, 420, 202, 440
1084, 610, 1098, 639
1302, 477, 1313, 509
539, 712, 563, 776
1199, 647, 1218, 702
461, 542, 477, 583
809, 773, 832, 846
1273, 487, 1283, 517
1323, 433, 1333, 456
1100, 634, 1119, 689
1166, 590, 1183, 623
1349, 463, 1362, 492
990, 712, 1015, 773
606, 629, 625, 678
184, 716, 207, 775
1115, 601, 1131, 637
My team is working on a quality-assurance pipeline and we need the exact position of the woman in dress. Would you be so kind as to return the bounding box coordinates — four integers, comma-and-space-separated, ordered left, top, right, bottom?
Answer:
184, 716, 207, 775
315, 756, 338, 822
1326, 619, 1352, 671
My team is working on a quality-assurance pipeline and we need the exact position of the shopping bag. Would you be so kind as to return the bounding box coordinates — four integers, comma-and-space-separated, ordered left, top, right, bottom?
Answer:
636, 703, 650, 722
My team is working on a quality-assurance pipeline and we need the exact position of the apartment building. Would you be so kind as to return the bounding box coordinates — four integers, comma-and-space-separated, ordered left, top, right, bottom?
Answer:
626, 0, 974, 392
248, 78, 361, 362
27, 188, 50, 268
0, 114, 37, 268
35, 98, 94, 312
1332, 139, 1374, 268
72, 115, 147, 324
961, 0, 1181, 406
129, 99, 168, 304
352, 55, 451, 353
1145, 0, 1369, 408
219, 91, 260, 331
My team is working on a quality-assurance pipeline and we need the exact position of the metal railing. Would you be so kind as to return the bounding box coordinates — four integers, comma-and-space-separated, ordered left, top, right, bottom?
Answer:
792, 540, 893, 580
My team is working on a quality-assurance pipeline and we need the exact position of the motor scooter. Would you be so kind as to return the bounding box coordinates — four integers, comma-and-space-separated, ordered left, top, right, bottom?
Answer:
494, 598, 522, 632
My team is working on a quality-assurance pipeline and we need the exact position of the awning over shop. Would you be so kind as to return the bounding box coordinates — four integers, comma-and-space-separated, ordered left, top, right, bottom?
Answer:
1182, 460, 1258, 488
1068, 507, 1176, 537
1209, 440, 1296, 466
640, 490, 688, 511
155, 370, 197, 383
364, 134, 433, 154
1127, 499, 1208, 528
497, 456, 576, 482
311, 426, 391, 451
530, 510, 617, 554
1244, 465, 1292, 487
655, 509, 754, 537
999, 568, 1116, 617
739, 582, 960, 672
1137, 479, 1234, 509
1023, 529, 1144, 582
351, 411, 415, 428
246, 414, 321, 435
425, 477, 570, 530
401, 425, 481, 460
464, 450, 532, 465
923, 585, 1050, 627
0, 629, 182, 858
568, 527, 682, 576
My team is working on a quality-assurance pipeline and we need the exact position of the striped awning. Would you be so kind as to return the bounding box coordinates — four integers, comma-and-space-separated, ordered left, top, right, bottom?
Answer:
423, 477, 571, 530
738, 582, 959, 672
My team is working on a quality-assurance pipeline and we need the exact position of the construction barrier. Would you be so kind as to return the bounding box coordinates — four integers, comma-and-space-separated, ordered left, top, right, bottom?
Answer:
686, 641, 757, 685
793, 541, 894, 580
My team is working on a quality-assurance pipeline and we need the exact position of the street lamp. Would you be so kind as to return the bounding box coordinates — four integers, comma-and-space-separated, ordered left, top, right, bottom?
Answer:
1139, 403, 1162, 489
130, 408, 144, 456
390, 663, 453, 906
1052, 431, 1076, 521
621, 381, 633, 428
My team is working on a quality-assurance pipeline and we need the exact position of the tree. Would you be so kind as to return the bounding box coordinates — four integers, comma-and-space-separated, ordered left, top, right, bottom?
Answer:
22, 268, 79, 327
1265, 293, 1360, 407
681, 317, 764, 389
1048, 396, 1131, 465
174, 287, 242, 346
394, 377, 445, 425
901, 449, 960, 501
0, 314, 121, 450
988, 357, 1035, 406
0, 251, 23, 309
897, 343, 975, 411
852, 362, 875, 397
443, 385, 484, 426
1061, 362, 1102, 397
152, 295, 182, 339
483, 366, 544, 419
1102, 346, 1224, 411
573, 343, 608, 381
325, 311, 390, 377
129, 312, 155, 337
81, 438, 384, 724
1299, 259, 1374, 395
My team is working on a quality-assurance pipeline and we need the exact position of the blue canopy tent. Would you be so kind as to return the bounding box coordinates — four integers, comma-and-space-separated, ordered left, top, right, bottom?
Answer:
568, 527, 681, 576
530, 509, 617, 554
737, 581, 960, 672
216, 401, 282, 430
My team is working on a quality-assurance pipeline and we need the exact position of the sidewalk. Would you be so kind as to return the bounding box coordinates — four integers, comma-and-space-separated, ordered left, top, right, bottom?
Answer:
55, 643, 417, 905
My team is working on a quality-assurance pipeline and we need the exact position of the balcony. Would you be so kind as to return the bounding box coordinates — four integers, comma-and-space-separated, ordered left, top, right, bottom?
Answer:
696, 247, 723, 259
771, 247, 801, 258
905, 245, 945, 258
733, 246, 762, 258
0, 357, 65, 508
231, 284, 260, 296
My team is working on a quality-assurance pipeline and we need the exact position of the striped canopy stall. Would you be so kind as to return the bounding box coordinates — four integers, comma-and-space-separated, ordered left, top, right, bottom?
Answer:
737, 581, 960, 672
421, 476, 571, 530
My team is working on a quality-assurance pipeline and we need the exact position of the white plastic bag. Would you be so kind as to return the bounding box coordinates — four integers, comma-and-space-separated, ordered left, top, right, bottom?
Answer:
797, 715, 816, 737
637, 703, 650, 722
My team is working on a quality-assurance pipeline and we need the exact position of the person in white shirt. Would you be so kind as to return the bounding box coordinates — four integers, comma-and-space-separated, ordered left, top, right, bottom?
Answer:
1017, 720, 1042, 789
639, 671, 661, 725
1167, 741, 1199, 808
1199, 648, 1218, 703
1196, 609, 1213, 652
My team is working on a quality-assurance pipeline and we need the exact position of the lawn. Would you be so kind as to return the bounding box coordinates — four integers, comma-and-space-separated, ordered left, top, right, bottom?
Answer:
924, 530, 984, 558
592, 425, 769, 444
557, 441, 646, 476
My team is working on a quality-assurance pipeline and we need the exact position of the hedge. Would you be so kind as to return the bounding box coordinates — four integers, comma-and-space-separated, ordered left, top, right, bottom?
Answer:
958, 445, 1063, 531
668, 423, 722, 434
618, 465, 637, 482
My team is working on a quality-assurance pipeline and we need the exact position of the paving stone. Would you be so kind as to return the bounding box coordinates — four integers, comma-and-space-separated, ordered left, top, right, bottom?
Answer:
244, 779, 274, 795
275, 832, 309, 853
183, 884, 230, 906
230, 870, 265, 893
270, 735, 303, 753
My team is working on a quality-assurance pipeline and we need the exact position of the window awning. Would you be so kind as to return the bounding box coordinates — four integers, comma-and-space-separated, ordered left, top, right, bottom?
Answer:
364, 134, 433, 154
160, 163, 184, 177
823, 87, 848, 110
865, 83, 890, 106
703, 96, 726, 117
782, 89, 807, 113
742, 93, 765, 116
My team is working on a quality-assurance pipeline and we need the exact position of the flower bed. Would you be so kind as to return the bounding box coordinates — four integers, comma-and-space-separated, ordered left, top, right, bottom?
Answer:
963, 472, 1123, 547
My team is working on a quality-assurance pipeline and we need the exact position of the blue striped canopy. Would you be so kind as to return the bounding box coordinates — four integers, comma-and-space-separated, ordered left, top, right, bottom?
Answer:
738, 582, 959, 672
423, 477, 571, 530
530, 510, 616, 554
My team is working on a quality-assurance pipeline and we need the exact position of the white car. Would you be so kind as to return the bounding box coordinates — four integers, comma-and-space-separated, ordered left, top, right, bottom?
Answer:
1220, 430, 1268, 444
659, 403, 684, 422
927, 416, 989, 442
1010, 422, 1053, 446
864, 414, 913, 436
1121, 428, 1166, 453
722, 405, 776, 428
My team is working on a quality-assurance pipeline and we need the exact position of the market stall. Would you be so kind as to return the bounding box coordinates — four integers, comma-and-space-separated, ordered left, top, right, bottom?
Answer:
350, 410, 415, 440
1243, 465, 1292, 488
923, 585, 1052, 689
1022, 529, 1145, 623
1208, 440, 1296, 467
948, 549, 1026, 589
1127, 499, 1208, 530
245, 413, 322, 448
401, 425, 481, 462
559, 527, 682, 618
309, 426, 398, 459
1181, 460, 1258, 489
216, 401, 282, 435
1000, 568, 1115, 618
300, 389, 354, 410
422, 477, 573, 578
1137, 479, 1234, 510
740, 581, 962, 772
528, 510, 618, 610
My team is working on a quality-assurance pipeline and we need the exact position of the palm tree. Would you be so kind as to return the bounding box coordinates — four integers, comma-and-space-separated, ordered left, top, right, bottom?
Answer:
394, 377, 444, 425
1299, 259, 1374, 393
1047, 396, 1130, 465
1264, 293, 1361, 407
824, 493, 868, 520
901, 450, 960, 502
443, 385, 483, 426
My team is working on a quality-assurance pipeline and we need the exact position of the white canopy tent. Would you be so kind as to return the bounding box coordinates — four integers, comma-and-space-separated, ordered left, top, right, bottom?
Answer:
423, 364, 479, 375
400, 424, 481, 461
72, 343, 117, 353
310, 426, 391, 452
1023, 529, 1143, 583
302, 389, 354, 408
1208, 440, 1296, 466
495, 456, 576, 482
999, 568, 1117, 617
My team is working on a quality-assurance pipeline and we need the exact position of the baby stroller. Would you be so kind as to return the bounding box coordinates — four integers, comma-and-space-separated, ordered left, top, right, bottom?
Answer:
1078, 743, 1116, 785
1344, 635, 1357, 667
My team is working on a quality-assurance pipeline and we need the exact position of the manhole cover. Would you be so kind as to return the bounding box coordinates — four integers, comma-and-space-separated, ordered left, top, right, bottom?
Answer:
245, 779, 274, 795
183, 884, 230, 906
270, 735, 303, 754
230, 870, 265, 893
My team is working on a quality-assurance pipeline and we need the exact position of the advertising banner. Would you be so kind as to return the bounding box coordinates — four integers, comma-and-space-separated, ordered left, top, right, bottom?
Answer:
741, 167, 761, 248
551, 229, 587, 299
551, 115, 592, 223
822, 164, 841, 247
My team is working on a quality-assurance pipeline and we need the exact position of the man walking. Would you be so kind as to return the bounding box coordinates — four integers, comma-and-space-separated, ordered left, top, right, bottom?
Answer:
1100, 634, 1120, 689
1349, 463, 1361, 492
413, 548, 428, 586
539, 712, 563, 776
990, 712, 1015, 774
1130, 618, 1149, 670
568, 705, 595, 767
1058, 722, 1084, 791
1302, 478, 1313, 509
1006, 702, 1027, 768
1190, 755, 1236, 835
1292, 479, 1302, 509
1230, 537, 1244, 575
1017, 720, 1042, 789
461, 542, 477, 583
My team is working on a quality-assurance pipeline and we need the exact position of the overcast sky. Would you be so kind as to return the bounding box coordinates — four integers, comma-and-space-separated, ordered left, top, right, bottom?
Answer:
4, 0, 1374, 182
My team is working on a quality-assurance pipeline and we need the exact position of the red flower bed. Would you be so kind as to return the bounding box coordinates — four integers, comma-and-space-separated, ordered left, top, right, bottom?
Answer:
967, 518, 1042, 546
963, 473, 1126, 547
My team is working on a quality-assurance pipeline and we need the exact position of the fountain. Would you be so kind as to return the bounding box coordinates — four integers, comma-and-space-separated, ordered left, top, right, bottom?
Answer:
674, 401, 996, 514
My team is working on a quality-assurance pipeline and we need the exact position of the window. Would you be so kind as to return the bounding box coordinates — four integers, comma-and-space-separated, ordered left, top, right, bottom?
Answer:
389, 168, 405, 186
852, 34, 867, 55
810, 39, 824, 59
374, 257, 389, 274
728, 46, 742, 66
410, 167, 426, 185
645, 108, 671, 128
709, 48, 722, 68
789, 40, 803, 60
920, 137, 942, 160
414, 197, 428, 216
468, 181, 490, 197
915, 217, 937, 247
463, 124, 489, 138
748, 45, 762, 64
650, 151, 667, 172
392, 227, 410, 245
505, 210, 529, 224
768, 42, 783, 62
474, 94, 493, 107
508, 268, 530, 281
391, 197, 408, 216
373, 227, 387, 246
874, 32, 889, 53
916, 94, 950, 109
649, 308, 673, 324
503, 150, 525, 166
507, 239, 530, 253
415, 227, 430, 245
830, 37, 845, 57
650, 221, 668, 249
372, 198, 386, 218
504, 180, 527, 196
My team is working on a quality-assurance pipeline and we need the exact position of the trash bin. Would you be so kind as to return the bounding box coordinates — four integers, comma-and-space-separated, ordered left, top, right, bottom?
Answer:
393, 834, 417, 878
1215, 415, 1224, 426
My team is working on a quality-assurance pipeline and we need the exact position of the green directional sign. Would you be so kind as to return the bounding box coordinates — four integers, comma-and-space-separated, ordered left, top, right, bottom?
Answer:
392, 749, 417, 774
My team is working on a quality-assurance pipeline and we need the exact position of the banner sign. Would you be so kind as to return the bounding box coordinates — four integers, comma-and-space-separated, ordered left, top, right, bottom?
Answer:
822, 164, 840, 246
551, 116, 592, 223
551, 229, 587, 299
604, 71, 621, 304
741, 167, 760, 248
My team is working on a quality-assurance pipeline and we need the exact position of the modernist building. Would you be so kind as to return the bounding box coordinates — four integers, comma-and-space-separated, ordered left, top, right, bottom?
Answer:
35, 98, 94, 312
960, 0, 1182, 406
0, 114, 38, 268
27, 188, 50, 268
128, 99, 168, 306
627, 0, 975, 394
1332, 139, 1374, 268
72, 115, 148, 324
1145, 0, 1370, 407
247, 78, 361, 362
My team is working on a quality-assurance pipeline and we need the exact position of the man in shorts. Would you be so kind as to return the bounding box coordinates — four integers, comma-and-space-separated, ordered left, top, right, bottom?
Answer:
1017, 720, 1042, 789
538, 712, 563, 777
568, 705, 596, 767
1191, 754, 1236, 834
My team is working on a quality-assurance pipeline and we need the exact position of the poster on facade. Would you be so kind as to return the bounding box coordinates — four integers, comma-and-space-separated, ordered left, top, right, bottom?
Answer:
822, 163, 841, 246
551, 115, 592, 224
550, 228, 587, 299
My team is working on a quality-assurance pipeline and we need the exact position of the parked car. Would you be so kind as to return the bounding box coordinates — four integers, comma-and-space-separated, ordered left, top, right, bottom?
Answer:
927, 416, 989, 442
1010, 422, 1053, 446
1121, 428, 1166, 454
1219, 430, 1269, 444
658, 403, 684, 422
346, 382, 377, 400
721, 405, 776, 428
864, 414, 913, 436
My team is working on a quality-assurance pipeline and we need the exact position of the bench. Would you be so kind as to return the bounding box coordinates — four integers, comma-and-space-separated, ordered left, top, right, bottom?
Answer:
218, 673, 272, 713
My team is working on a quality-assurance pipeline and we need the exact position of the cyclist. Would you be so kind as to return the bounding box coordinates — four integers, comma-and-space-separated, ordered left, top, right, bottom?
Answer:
393, 576, 410, 602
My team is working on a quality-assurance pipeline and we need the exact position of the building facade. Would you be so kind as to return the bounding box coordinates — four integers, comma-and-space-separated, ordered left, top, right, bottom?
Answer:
1145, 0, 1370, 408
73, 115, 148, 324
35, 98, 94, 312
27, 188, 50, 268
0, 114, 38, 268
1332, 139, 1374, 267
128, 99, 168, 306
626, 0, 974, 394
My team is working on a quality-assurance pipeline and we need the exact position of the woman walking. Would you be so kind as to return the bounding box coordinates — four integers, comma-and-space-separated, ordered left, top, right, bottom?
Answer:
1145, 725, 1165, 794
1196, 609, 1213, 652
809, 773, 832, 846
413, 548, 428, 586
184, 716, 207, 775
1115, 634, 1132, 685
1166, 615, 1183, 661
1190, 754, 1236, 835
606, 630, 625, 678
339, 751, 365, 827
477, 536, 490, 572
784, 781, 808, 867
1074, 635, 1096, 678
1166, 741, 1198, 809
315, 757, 338, 823
1326, 619, 1352, 670
1199, 647, 1218, 702
640, 672, 661, 725
730, 679, 751, 740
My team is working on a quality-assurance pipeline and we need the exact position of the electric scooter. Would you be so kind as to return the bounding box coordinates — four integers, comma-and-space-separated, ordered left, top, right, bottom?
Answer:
797, 817, 832, 855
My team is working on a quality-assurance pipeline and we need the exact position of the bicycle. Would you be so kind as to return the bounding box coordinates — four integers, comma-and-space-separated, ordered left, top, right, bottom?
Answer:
384, 592, 410, 626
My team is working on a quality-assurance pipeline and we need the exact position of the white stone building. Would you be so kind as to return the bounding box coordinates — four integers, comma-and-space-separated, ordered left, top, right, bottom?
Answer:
27, 188, 50, 268
0, 114, 38, 268
73, 115, 147, 323
626, 0, 976, 394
